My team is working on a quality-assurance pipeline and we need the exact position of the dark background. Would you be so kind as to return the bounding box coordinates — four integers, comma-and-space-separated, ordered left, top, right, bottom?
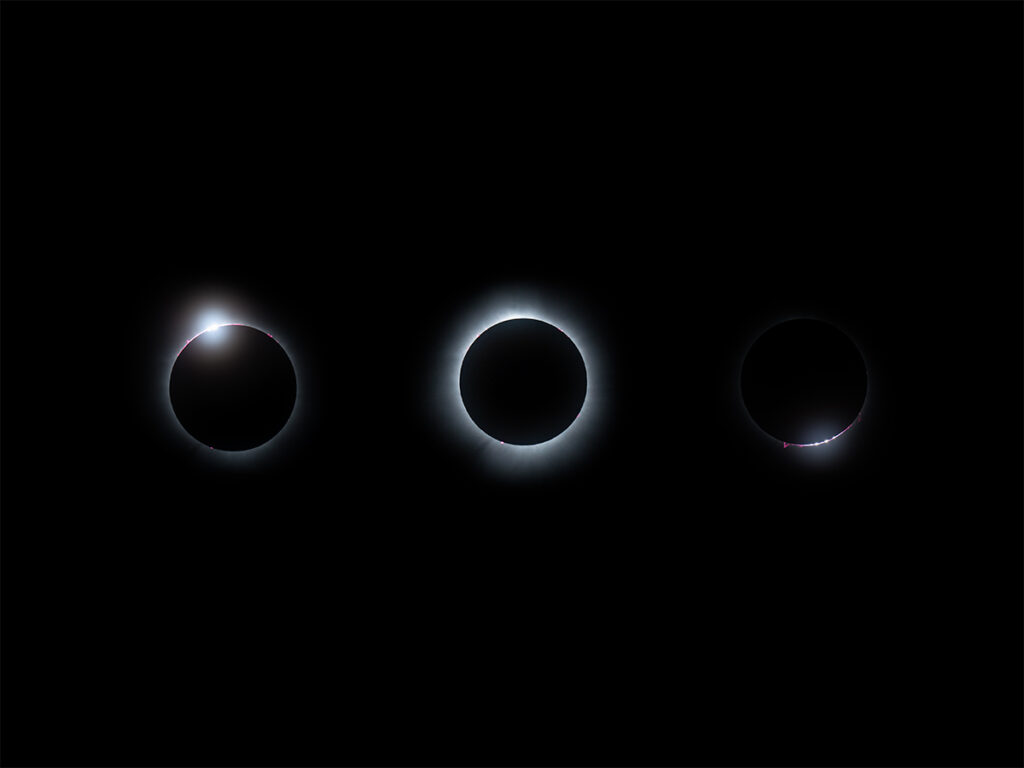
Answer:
3, 2, 1021, 767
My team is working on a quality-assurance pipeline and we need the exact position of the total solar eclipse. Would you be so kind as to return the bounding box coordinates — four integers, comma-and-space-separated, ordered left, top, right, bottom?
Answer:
460, 318, 587, 446
169, 323, 297, 451
741, 318, 867, 447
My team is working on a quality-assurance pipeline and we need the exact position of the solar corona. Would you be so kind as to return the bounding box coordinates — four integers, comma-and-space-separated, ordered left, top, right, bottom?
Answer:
169, 322, 297, 452
459, 318, 587, 446
432, 287, 608, 477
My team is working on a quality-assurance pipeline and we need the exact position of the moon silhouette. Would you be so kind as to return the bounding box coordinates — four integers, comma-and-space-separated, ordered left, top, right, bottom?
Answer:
741, 318, 867, 447
169, 324, 297, 451
459, 318, 587, 446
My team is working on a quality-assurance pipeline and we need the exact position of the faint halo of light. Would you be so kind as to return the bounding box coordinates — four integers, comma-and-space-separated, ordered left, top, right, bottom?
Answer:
736, 312, 871, 462
460, 316, 588, 447
432, 285, 610, 478
160, 291, 306, 468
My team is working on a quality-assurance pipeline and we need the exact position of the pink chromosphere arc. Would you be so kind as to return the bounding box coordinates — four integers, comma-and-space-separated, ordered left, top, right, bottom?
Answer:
782, 414, 862, 448
176, 323, 274, 357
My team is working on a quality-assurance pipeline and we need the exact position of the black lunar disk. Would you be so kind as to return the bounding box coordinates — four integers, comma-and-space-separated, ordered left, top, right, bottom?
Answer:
169, 324, 297, 451
741, 318, 867, 446
460, 319, 587, 446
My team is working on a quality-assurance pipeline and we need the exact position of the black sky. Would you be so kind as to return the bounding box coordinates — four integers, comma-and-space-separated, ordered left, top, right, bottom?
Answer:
2, 2, 1022, 767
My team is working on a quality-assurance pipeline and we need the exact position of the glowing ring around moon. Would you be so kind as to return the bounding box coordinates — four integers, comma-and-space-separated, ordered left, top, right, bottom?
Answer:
736, 312, 872, 462
432, 286, 610, 478
159, 293, 307, 468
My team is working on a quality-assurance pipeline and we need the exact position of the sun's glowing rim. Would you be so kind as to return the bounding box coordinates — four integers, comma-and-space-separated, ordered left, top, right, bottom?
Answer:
459, 317, 588, 447
162, 304, 304, 465
455, 315, 592, 453
176, 322, 250, 357
434, 287, 609, 478
782, 413, 862, 448
737, 313, 871, 457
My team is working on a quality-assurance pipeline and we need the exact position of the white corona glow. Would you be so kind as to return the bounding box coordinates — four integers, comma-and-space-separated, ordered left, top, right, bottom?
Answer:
432, 285, 610, 478
158, 288, 307, 468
